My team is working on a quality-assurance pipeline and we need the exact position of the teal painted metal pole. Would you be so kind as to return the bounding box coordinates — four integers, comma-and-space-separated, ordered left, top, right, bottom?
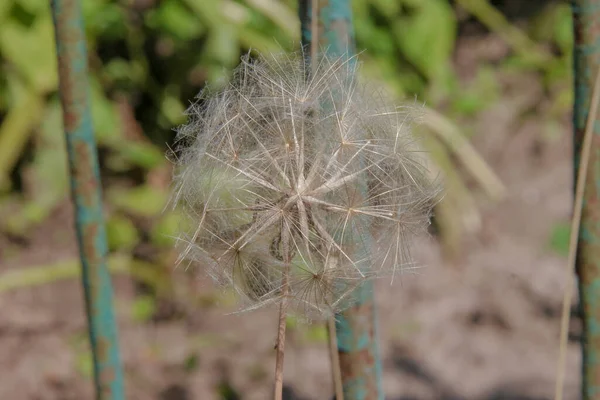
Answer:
573, 1, 600, 397
51, 1, 125, 398
299, 1, 384, 398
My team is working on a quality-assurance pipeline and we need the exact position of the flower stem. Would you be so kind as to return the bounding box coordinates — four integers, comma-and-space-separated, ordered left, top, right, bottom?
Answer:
273, 297, 288, 400
327, 317, 344, 400
274, 227, 292, 400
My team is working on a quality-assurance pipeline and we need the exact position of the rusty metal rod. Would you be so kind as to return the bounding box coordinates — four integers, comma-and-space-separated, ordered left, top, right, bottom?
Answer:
572, 1, 600, 398
299, 1, 384, 398
51, 0, 125, 398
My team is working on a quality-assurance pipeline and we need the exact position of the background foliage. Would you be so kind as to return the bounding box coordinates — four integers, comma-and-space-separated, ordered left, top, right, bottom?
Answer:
0, 0, 574, 312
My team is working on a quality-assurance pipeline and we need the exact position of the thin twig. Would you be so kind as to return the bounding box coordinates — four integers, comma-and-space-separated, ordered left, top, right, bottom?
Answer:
555, 64, 600, 400
327, 317, 344, 400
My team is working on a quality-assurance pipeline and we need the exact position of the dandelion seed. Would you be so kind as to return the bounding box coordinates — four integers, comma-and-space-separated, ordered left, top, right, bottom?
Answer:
170, 51, 440, 321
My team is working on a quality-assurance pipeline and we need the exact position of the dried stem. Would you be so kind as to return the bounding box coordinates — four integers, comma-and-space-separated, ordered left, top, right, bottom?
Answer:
554, 64, 600, 400
274, 227, 292, 400
327, 317, 344, 400
273, 297, 288, 400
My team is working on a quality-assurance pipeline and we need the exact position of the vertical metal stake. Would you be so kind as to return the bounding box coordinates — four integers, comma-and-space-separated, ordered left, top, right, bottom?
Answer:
51, 0, 125, 398
299, 1, 384, 398
573, 1, 600, 398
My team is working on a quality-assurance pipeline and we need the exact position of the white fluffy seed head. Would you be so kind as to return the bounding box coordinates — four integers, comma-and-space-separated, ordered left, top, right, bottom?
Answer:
170, 51, 441, 320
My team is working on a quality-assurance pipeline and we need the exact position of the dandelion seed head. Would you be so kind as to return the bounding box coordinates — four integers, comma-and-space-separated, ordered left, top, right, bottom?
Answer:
170, 51, 441, 320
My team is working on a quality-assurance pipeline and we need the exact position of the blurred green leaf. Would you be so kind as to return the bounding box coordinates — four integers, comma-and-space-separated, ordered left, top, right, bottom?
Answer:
0, 1, 11, 24
131, 295, 157, 323
393, 0, 456, 82
181, 0, 222, 27
205, 27, 239, 67
150, 212, 182, 247
8, 2, 37, 27
90, 78, 122, 142
118, 142, 166, 169
68, 333, 94, 378
4, 203, 46, 236
145, 0, 205, 40
102, 58, 145, 87
452, 93, 481, 116
183, 353, 200, 372
16, 0, 50, 15
243, 0, 299, 40
0, 255, 168, 294
109, 185, 168, 217
75, 350, 94, 378
355, 18, 396, 56
237, 29, 288, 53
544, 61, 571, 93
106, 214, 140, 251
302, 324, 327, 343
549, 86, 572, 116
285, 314, 299, 330
0, 13, 57, 92
160, 88, 187, 125
0, 83, 44, 189
553, 5, 573, 54
217, 381, 241, 400
3, 98, 68, 233
104, 141, 165, 171
360, 57, 407, 98
30, 100, 69, 195
370, 0, 400, 17
450, 66, 501, 116
549, 222, 570, 257
82, 0, 127, 40
530, 3, 573, 54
